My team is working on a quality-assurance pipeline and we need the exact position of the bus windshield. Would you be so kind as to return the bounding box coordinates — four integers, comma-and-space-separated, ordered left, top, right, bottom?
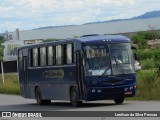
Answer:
83, 43, 134, 76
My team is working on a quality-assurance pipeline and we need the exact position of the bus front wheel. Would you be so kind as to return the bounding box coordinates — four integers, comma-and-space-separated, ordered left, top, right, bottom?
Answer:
114, 97, 124, 104
70, 87, 82, 107
35, 87, 51, 105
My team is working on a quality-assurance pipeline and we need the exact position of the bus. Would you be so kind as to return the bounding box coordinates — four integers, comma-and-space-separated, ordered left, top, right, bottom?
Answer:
18, 35, 136, 107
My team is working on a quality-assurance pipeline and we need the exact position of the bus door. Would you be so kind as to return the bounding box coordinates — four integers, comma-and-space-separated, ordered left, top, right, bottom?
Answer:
22, 56, 30, 98
76, 51, 85, 100
19, 50, 30, 98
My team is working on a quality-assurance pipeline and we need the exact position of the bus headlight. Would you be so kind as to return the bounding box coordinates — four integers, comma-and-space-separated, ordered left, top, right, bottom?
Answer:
98, 90, 102, 93
92, 89, 96, 93
130, 86, 133, 90
125, 88, 128, 91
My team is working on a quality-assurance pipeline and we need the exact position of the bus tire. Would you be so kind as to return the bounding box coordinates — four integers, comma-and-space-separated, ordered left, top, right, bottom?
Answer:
35, 87, 51, 105
70, 87, 82, 107
114, 97, 124, 104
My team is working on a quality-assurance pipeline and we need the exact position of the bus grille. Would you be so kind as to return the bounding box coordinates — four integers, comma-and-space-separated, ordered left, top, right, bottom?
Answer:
102, 79, 124, 84
103, 88, 123, 93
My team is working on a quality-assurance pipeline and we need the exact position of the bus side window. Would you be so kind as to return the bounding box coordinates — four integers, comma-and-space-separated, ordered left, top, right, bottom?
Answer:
47, 46, 56, 65
32, 48, 39, 67
66, 44, 73, 64
56, 45, 63, 65
29, 49, 33, 66
40, 47, 46, 66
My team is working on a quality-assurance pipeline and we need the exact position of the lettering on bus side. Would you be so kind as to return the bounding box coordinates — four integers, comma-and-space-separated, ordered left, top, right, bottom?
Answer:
44, 69, 64, 79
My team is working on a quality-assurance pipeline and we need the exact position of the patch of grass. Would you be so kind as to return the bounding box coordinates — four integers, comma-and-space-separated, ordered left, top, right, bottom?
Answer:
0, 73, 20, 95
128, 70, 160, 100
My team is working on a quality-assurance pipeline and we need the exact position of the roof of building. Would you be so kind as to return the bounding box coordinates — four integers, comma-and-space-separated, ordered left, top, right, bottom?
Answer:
4, 17, 160, 41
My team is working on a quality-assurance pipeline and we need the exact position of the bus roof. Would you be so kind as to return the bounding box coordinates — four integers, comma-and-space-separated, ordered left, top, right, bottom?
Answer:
18, 35, 130, 49
76, 35, 130, 43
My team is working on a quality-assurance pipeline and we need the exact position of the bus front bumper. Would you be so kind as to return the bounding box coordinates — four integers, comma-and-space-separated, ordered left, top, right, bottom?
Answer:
85, 84, 136, 101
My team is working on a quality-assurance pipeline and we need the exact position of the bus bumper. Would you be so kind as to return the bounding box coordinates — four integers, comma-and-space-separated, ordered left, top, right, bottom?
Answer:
85, 84, 136, 101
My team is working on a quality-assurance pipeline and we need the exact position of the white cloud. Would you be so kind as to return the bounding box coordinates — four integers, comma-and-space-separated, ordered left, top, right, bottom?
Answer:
0, 0, 160, 32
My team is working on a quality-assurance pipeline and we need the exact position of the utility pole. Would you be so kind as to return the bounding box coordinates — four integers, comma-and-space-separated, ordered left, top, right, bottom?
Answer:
1, 61, 5, 84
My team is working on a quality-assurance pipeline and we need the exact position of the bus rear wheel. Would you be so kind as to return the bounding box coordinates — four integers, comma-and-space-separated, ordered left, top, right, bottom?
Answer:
35, 87, 51, 105
114, 97, 124, 104
70, 87, 82, 107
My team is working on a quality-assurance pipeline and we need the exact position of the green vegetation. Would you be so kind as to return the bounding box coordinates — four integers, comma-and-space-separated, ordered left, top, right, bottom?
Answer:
129, 70, 160, 100
43, 38, 59, 42
0, 36, 4, 61
0, 73, 20, 95
128, 31, 160, 100
73, 35, 80, 38
131, 31, 160, 49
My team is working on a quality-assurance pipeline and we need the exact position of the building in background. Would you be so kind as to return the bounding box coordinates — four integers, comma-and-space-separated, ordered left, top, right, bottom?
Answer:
1, 17, 160, 61
2, 40, 24, 61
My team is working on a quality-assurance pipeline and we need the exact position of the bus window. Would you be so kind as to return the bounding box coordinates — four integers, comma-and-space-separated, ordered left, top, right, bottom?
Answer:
40, 47, 46, 66
66, 44, 73, 64
29, 49, 33, 66
32, 48, 39, 66
56, 45, 63, 65
47, 46, 55, 65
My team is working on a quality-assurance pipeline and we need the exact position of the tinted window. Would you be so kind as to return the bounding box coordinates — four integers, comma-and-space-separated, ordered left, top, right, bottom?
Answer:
47, 46, 55, 65
40, 47, 46, 66
33, 48, 39, 66
56, 45, 63, 65
66, 44, 73, 64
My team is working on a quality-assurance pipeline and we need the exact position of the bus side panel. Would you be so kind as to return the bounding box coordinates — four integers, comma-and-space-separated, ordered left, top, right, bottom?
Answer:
46, 65, 77, 100
27, 68, 49, 99
27, 65, 77, 100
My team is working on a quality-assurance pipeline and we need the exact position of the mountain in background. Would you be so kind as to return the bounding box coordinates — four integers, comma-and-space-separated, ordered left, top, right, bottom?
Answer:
131, 10, 160, 19
35, 10, 160, 29
84, 10, 160, 24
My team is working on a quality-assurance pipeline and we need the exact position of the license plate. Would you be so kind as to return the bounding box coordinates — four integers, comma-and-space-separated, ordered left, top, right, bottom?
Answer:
125, 91, 132, 95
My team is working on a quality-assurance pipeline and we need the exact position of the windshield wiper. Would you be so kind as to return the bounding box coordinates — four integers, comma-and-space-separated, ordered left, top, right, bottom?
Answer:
101, 66, 111, 76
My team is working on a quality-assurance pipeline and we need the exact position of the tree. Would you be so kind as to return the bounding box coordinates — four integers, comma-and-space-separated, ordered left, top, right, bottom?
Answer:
131, 32, 147, 49
145, 31, 160, 40
0, 36, 5, 61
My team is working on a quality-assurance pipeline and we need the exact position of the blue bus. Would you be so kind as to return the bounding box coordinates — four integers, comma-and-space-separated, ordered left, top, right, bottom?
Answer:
18, 35, 136, 107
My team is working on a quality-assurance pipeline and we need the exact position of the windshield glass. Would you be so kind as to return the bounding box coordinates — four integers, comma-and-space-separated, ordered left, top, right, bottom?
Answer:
83, 43, 134, 76
109, 43, 134, 75
83, 45, 111, 76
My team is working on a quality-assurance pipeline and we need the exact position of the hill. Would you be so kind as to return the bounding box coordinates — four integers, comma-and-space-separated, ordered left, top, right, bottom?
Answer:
132, 10, 160, 19
35, 10, 160, 29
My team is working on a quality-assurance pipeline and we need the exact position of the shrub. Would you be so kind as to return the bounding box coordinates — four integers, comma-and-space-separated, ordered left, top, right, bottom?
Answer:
140, 59, 155, 70
138, 48, 160, 60
0, 74, 20, 94
134, 70, 160, 100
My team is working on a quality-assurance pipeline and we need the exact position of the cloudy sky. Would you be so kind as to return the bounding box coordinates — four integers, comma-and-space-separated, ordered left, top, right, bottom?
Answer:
0, 0, 160, 32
